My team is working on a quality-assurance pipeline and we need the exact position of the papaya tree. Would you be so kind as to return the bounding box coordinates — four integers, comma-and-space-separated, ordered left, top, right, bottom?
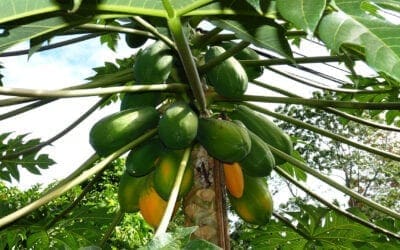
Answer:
0, 0, 400, 248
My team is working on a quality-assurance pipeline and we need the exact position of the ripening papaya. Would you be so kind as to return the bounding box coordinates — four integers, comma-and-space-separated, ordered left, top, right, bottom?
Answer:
204, 46, 248, 98
158, 102, 198, 149
239, 130, 275, 177
223, 162, 244, 198
133, 40, 173, 84
196, 117, 251, 162
229, 174, 273, 225
89, 107, 159, 156
125, 138, 166, 177
118, 171, 148, 213
229, 104, 293, 165
139, 176, 168, 228
153, 149, 193, 200
219, 42, 264, 81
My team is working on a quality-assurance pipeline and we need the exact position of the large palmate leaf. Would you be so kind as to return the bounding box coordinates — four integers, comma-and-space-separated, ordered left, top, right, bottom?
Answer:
236, 203, 400, 249
211, 18, 293, 59
0, 16, 90, 53
276, 0, 326, 34
318, 0, 400, 83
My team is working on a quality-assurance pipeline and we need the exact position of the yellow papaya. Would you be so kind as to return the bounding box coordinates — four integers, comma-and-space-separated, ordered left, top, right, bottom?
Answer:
223, 162, 244, 198
229, 174, 273, 225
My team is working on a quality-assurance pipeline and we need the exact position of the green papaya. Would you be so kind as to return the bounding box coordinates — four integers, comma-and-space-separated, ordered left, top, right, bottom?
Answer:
239, 130, 275, 177
89, 107, 159, 156
153, 149, 194, 200
197, 118, 251, 162
220, 42, 263, 80
204, 46, 248, 98
120, 92, 161, 110
229, 104, 293, 165
228, 174, 273, 225
125, 138, 166, 177
124, 22, 148, 48
158, 102, 198, 149
118, 171, 148, 213
133, 40, 173, 84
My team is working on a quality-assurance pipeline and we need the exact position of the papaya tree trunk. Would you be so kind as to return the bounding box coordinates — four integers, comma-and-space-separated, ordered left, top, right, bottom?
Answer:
183, 145, 230, 249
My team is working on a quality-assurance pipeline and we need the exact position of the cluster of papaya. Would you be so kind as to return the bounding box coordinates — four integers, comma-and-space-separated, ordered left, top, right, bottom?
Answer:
88, 31, 293, 227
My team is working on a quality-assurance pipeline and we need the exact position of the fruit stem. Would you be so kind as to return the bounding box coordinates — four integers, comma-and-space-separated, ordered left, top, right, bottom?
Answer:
244, 102, 400, 162
167, 17, 209, 116
268, 145, 400, 220
198, 41, 251, 73
99, 209, 125, 247
0, 129, 157, 229
155, 147, 192, 237
275, 166, 400, 239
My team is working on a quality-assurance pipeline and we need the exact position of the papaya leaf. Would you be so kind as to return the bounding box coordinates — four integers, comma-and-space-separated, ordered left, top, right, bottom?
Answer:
98, 19, 120, 52
26, 230, 50, 250
318, 0, 400, 83
0, 132, 56, 182
183, 239, 221, 250
236, 219, 307, 249
138, 226, 197, 250
86, 57, 135, 108
0, 16, 89, 53
276, 0, 326, 34
245, 0, 263, 12
238, 203, 400, 249
211, 18, 293, 59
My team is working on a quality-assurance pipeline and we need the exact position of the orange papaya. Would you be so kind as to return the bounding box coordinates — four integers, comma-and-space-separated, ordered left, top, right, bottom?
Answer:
223, 162, 244, 198
117, 171, 148, 213
138, 176, 168, 228
229, 174, 273, 225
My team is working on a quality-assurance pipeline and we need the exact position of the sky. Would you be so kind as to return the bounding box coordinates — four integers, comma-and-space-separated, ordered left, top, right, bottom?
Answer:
1, 35, 135, 189
0, 31, 371, 207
